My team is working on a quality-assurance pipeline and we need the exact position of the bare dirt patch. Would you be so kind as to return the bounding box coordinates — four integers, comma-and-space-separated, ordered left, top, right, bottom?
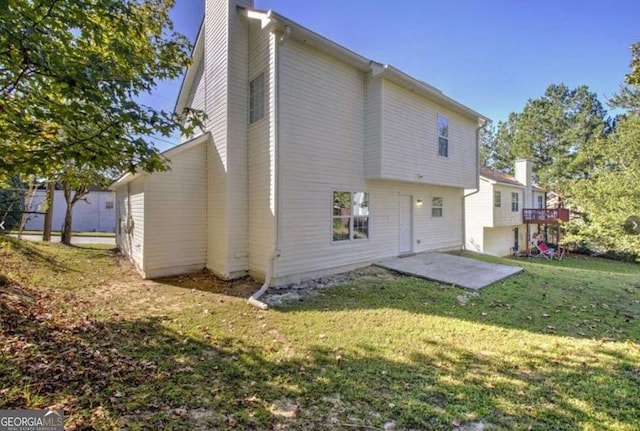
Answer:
263, 265, 402, 306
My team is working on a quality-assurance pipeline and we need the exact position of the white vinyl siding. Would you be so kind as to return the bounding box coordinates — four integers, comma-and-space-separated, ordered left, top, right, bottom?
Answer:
277, 38, 367, 282
249, 72, 265, 124
465, 179, 527, 255
275, 39, 465, 284
483, 225, 527, 257
365, 79, 478, 188
247, 22, 276, 278
115, 177, 145, 273
364, 77, 382, 178
201, 0, 251, 279
226, 2, 249, 276
203, 0, 231, 277
143, 142, 207, 278
431, 196, 443, 217
122, 1, 486, 285
494, 186, 523, 226
185, 58, 205, 116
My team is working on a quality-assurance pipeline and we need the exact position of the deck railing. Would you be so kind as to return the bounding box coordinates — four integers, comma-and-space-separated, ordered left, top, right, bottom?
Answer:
522, 208, 570, 224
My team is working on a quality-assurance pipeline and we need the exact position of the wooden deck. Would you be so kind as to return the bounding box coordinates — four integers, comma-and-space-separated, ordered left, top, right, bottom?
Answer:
522, 208, 570, 224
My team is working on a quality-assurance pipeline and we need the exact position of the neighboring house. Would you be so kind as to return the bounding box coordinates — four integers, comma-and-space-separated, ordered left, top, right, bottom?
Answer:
464, 160, 547, 256
24, 187, 115, 233
111, 0, 488, 284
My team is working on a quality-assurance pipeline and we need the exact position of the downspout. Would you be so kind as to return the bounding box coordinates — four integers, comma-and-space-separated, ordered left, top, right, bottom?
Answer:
248, 25, 289, 309
462, 120, 489, 250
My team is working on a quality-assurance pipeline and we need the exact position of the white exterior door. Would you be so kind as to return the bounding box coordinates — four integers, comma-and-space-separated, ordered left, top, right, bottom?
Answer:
398, 194, 413, 254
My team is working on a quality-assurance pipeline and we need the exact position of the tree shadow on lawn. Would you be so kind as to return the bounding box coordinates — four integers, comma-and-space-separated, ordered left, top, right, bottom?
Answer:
1, 235, 84, 274
271, 257, 639, 343
2, 284, 638, 430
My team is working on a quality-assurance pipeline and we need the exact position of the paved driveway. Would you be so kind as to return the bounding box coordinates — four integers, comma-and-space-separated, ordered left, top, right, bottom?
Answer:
8, 234, 116, 246
376, 252, 523, 290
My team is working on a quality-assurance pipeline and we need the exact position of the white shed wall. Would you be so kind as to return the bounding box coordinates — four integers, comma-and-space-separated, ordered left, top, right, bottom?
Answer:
24, 190, 115, 233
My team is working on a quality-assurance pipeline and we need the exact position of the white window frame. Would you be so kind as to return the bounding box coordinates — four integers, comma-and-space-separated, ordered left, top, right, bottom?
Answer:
494, 191, 501, 208
332, 191, 370, 242
249, 72, 265, 124
431, 196, 443, 217
437, 114, 449, 157
537, 195, 544, 208
511, 192, 519, 212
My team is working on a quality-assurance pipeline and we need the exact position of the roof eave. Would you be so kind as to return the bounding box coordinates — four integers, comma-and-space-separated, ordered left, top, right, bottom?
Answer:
109, 132, 211, 190
372, 63, 490, 123
243, 9, 488, 124
244, 9, 371, 72
174, 20, 205, 115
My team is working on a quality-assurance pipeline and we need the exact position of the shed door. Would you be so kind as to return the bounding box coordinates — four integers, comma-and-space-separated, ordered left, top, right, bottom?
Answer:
399, 195, 413, 254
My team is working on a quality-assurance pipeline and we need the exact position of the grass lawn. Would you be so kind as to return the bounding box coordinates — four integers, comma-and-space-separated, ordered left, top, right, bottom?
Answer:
1, 236, 639, 430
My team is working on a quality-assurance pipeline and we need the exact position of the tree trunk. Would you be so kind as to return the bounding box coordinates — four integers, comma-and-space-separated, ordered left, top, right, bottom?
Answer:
61, 183, 74, 246
42, 180, 55, 242
19, 181, 37, 239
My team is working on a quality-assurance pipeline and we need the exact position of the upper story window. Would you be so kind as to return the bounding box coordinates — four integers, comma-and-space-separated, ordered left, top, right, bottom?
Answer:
537, 195, 544, 208
249, 72, 265, 124
431, 197, 443, 217
332, 191, 370, 241
494, 191, 501, 208
105, 198, 114, 210
511, 192, 519, 212
437, 115, 449, 157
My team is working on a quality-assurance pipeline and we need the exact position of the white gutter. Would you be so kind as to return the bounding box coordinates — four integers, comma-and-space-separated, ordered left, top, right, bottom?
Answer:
248, 28, 288, 309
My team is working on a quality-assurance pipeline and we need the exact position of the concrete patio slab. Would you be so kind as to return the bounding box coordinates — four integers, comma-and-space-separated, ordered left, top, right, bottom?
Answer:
375, 252, 523, 290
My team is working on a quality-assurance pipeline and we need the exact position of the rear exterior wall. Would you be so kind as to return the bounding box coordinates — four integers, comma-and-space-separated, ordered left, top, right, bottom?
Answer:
274, 38, 468, 284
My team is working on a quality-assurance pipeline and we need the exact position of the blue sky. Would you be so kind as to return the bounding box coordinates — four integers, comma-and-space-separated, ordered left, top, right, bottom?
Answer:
147, 0, 640, 150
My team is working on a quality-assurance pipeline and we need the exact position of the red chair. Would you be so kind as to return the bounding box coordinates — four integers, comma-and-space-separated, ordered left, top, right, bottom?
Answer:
536, 241, 559, 260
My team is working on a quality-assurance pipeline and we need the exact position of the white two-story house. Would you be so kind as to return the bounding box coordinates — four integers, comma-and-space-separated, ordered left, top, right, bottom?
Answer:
112, 0, 488, 284
464, 159, 547, 256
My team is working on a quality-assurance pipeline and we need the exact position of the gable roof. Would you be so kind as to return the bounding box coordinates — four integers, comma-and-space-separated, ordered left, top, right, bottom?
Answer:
175, 6, 489, 125
480, 167, 523, 188
480, 167, 546, 192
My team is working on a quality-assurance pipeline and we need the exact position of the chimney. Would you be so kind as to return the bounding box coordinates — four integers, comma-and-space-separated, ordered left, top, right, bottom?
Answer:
515, 159, 533, 208
515, 159, 532, 187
